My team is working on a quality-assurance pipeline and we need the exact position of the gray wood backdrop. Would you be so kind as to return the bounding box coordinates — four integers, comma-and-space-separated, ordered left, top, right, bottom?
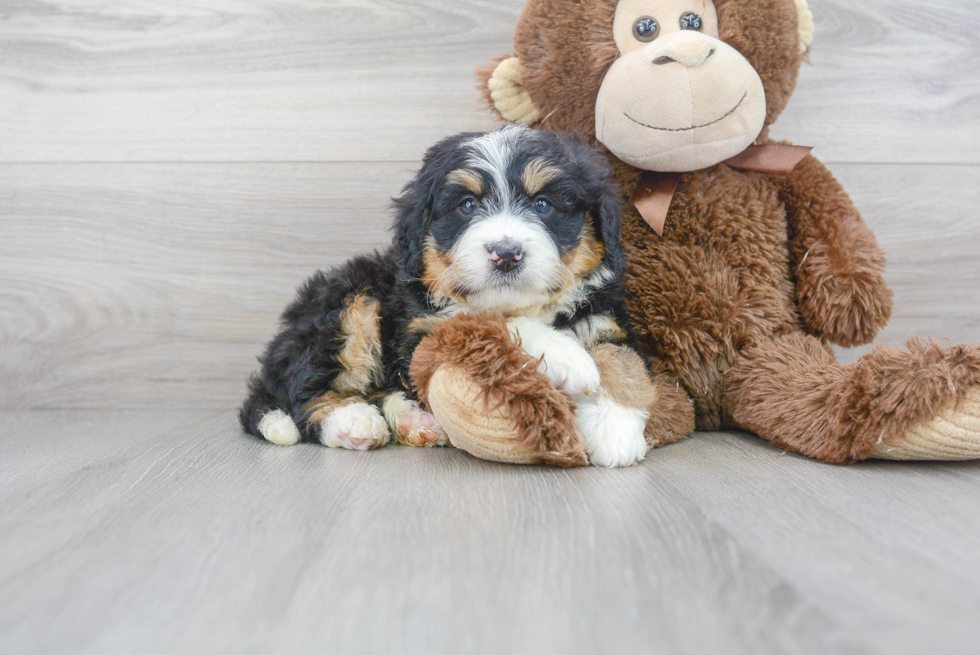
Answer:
1, 0, 978, 410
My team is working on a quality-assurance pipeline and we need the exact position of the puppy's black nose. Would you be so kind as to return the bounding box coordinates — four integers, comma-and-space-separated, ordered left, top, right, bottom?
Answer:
489, 244, 524, 273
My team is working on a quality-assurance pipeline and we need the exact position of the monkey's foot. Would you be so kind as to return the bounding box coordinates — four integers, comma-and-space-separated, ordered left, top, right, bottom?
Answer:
872, 386, 980, 461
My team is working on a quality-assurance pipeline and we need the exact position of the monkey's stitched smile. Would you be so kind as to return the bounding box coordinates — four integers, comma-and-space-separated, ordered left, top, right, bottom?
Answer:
625, 92, 747, 132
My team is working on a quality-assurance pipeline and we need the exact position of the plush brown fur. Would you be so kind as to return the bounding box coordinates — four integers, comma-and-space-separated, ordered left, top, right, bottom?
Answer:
643, 359, 699, 448
476, 0, 979, 462
411, 312, 588, 468
724, 336, 980, 463
776, 152, 894, 347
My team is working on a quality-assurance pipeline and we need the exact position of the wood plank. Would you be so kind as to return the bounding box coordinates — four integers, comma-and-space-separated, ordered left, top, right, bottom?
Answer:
0, 162, 413, 409
0, 0, 514, 164
644, 431, 980, 652
1, 161, 977, 408
1, 410, 978, 654
0, 0, 977, 164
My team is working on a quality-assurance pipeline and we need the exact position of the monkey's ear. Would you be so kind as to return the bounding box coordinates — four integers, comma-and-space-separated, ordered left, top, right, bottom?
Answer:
480, 57, 544, 125
796, 0, 814, 54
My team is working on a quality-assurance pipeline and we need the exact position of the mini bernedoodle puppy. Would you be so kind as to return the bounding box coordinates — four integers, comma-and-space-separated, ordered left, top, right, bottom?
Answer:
240, 125, 656, 466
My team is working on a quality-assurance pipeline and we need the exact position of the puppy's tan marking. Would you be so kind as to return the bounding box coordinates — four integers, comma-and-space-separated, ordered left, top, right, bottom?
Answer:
563, 220, 605, 280
591, 344, 658, 412
573, 314, 627, 349
304, 391, 363, 428
447, 169, 484, 196
522, 157, 562, 196
333, 294, 383, 395
409, 314, 451, 335
421, 237, 464, 304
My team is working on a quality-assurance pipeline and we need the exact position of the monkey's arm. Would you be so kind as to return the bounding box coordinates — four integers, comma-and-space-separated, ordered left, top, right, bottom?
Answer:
777, 153, 893, 347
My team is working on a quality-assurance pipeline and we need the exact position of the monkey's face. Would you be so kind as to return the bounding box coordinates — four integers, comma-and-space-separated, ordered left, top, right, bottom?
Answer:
595, 0, 767, 172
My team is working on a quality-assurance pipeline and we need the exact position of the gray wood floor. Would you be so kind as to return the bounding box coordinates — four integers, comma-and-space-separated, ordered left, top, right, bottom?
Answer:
2, 0, 980, 652
2, 411, 980, 655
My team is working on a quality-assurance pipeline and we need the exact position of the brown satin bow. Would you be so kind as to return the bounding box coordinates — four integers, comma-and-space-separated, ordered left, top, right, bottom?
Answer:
631, 144, 813, 236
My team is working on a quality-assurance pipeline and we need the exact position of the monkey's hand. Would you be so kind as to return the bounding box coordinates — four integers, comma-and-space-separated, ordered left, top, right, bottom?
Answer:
778, 153, 894, 347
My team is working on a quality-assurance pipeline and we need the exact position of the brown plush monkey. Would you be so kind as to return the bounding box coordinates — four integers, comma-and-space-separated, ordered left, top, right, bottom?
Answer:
416, 0, 980, 464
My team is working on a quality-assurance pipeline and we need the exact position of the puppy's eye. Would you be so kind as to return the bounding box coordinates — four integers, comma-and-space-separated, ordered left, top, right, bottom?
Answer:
679, 12, 702, 31
459, 198, 479, 216
533, 198, 553, 216
633, 16, 659, 42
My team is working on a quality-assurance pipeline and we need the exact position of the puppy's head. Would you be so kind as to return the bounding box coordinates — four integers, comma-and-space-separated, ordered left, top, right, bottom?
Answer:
393, 125, 622, 312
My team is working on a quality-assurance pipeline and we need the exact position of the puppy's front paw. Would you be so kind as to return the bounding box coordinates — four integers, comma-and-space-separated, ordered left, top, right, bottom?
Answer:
397, 407, 449, 448
540, 346, 601, 395
383, 392, 449, 447
319, 403, 389, 451
508, 317, 600, 395
575, 394, 649, 468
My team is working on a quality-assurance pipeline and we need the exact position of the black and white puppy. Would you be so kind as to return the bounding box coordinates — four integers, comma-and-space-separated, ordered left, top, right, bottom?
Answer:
240, 125, 651, 466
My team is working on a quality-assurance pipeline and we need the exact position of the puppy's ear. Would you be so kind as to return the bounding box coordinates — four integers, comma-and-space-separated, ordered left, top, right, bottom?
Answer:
558, 135, 624, 276
593, 182, 625, 276
392, 176, 431, 281
392, 133, 476, 279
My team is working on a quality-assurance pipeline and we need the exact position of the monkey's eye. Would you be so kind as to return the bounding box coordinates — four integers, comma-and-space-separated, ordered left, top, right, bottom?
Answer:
632, 16, 660, 42
459, 198, 479, 216
679, 12, 702, 31
533, 198, 553, 216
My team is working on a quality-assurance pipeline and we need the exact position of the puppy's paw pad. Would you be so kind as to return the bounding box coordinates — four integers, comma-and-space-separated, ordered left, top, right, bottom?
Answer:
396, 408, 449, 448
319, 403, 389, 451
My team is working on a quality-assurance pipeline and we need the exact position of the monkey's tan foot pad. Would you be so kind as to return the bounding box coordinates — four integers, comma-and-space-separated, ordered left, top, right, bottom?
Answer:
872, 386, 980, 461
395, 407, 449, 448
427, 366, 587, 467
410, 311, 588, 468
427, 367, 536, 464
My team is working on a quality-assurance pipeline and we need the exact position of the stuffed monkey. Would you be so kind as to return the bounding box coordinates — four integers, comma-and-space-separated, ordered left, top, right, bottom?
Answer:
420, 0, 980, 464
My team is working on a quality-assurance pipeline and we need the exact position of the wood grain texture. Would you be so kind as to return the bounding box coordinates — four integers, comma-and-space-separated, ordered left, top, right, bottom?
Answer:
0, 162, 410, 409
770, 0, 980, 164
0, 0, 977, 164
2, 162, 977, 408
1, 410, 979, 655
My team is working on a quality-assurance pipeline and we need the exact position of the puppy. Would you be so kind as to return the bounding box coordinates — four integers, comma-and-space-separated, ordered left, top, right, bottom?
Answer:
240, 125, 653, 467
